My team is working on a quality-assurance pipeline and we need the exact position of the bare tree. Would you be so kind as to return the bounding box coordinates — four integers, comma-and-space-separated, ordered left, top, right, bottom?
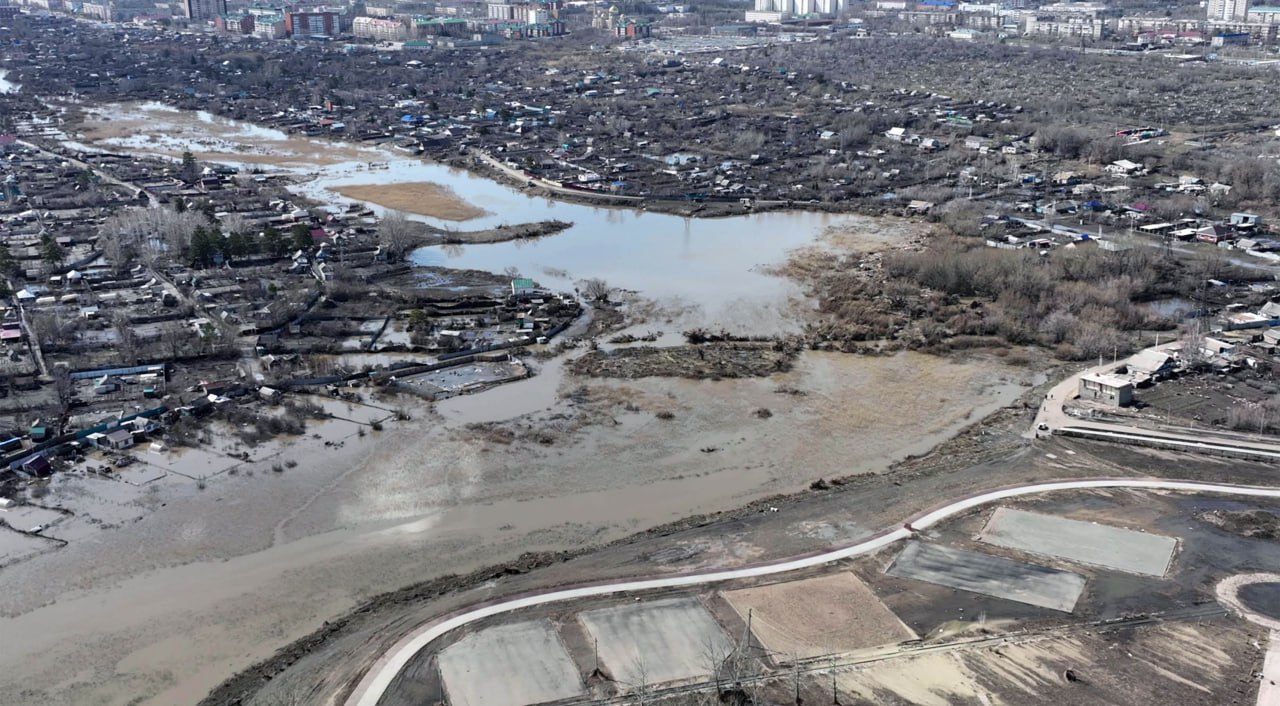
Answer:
159, 321, 189, 362
378, 210, 417, 260
51, 364, 74, 417
220, 212, 250, 236
582, 277, 611, 303
99, 206, 210, 267
113, 312, 138, 364
28, 312, 79, 351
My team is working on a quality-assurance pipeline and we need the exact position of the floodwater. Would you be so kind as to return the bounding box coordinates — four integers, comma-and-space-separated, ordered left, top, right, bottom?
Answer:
313, 157, 845, 333
411, 207, 836, 334
0, 70, 17, 94
435, 357, 566, 424
1238, 582, 1280, 620
302, 156, 846, 335
72, 102, 860, 335
1145, 296, 1201, 318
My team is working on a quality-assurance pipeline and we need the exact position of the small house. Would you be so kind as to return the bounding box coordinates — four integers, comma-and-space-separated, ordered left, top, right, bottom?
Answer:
1106, 159, 1145, 176
1127, 349, 1177, 380
1079, 373, 1133, 407
19, 454, 52, 478
511, 278, 536, 297
1196, 224, 1236, 244
102, 428, 134, 451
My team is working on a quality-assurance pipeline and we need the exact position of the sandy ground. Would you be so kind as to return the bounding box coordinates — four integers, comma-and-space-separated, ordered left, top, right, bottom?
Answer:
834, 620, 1245, 706
721, 573, 915, 659
331, 182, 489, 222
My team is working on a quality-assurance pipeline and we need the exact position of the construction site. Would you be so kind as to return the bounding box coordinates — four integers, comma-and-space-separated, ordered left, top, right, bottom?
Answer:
368, 480, 1275, 706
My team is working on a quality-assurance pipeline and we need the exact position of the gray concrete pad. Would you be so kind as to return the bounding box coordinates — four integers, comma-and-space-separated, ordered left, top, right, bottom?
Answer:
437, 619, 584, 706
578, 596, 734, 688
887, 542, 1085, 612
980, 508, 1177, 577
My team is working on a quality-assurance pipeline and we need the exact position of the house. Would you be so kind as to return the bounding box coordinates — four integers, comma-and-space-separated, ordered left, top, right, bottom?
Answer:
258, 386, 283, 403
102, 428, 134, 450
19, 454, 52, 478
964, 136, 990, 151
1127, 349, 1177, 380
1232, 212, 1262, 228
1200, 337, 1235, 356
1196, 224, 1236, 244
1106, 159, 1145, 176
511, 278, 536, 297
1079, 373, 1134, 407
0, 322, 22, 343
885, 127, 907, 141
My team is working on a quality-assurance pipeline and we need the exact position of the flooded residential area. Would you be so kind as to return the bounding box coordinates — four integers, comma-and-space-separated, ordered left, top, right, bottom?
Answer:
3, 11, 1280, 706
0, 84, 1036, 706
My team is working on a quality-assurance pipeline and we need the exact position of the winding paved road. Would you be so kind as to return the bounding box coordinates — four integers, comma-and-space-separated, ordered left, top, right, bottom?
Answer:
349, 477, 1280, 706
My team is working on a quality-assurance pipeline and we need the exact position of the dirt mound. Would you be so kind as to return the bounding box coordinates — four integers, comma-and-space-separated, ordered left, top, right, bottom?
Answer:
571, 343, 797, 380
1199, 509, 1280, 539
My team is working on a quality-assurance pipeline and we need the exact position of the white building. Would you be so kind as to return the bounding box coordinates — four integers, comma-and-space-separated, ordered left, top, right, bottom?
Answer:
748, 0, 843, 20
1208, 0, 1247, 22
354, 16, 407, 40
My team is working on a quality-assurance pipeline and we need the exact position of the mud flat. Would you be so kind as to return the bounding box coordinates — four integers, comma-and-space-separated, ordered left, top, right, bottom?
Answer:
571, 343, 798, 380
721, 572, 915, 659
332, 181, 488, 222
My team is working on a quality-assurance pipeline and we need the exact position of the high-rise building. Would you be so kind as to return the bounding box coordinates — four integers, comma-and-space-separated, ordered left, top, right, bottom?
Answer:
749, 0, 842, 19
185, 0, 227, 21
286, 9, 339, 37
1207, 0, 1247, 22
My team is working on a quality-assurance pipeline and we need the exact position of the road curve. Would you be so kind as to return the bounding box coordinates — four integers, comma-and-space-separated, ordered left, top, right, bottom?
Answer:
349, 478, 1280, 706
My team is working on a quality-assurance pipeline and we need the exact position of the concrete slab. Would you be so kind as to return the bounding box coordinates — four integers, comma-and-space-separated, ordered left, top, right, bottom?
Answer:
887, 542, 1085, 612
437, 619, 584, 706
1261, 630, 1280, 706
980, 507, 1177, 577
722, 572, 915, 659
578, 596, 734, 688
